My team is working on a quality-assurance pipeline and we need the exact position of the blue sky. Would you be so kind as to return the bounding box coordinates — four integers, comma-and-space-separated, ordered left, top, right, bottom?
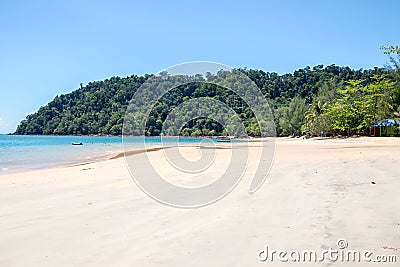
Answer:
0, 0, 399, 133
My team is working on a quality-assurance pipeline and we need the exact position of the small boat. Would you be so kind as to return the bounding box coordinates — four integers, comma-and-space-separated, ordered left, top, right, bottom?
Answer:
217, 137, 231, 143
72, 142, 83, 145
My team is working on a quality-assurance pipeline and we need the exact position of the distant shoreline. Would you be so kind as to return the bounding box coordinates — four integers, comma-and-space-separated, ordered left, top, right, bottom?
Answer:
0, 136, 237, 175
1, 136, 398, 176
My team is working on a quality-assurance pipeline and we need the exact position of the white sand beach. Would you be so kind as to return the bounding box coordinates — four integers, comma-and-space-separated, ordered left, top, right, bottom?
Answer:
0, 137, 399, 266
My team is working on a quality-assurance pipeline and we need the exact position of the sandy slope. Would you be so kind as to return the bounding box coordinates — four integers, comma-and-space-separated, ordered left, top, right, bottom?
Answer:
0, 138, 399, 266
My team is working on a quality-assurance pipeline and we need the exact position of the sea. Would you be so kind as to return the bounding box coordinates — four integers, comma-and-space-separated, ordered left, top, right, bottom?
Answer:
0, 135, 214, 174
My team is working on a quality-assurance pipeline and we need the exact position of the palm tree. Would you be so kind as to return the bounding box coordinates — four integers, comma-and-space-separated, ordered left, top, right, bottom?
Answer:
304, 100, 326, 136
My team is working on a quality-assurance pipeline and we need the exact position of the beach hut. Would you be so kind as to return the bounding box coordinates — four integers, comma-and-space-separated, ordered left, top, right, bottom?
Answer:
372, 119, 400, 137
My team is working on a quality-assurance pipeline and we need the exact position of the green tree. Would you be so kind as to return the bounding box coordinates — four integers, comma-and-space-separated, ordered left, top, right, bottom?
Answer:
276, 97, 308, 136
381, 45, 400, 118
325, 77, 395, 135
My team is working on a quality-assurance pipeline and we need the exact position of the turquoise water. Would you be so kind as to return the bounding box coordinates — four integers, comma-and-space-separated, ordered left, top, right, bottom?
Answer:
0, 135, 212, 174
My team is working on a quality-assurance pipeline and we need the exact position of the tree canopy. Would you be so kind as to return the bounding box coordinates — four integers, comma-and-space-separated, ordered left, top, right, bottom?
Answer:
14, 62, 399, 137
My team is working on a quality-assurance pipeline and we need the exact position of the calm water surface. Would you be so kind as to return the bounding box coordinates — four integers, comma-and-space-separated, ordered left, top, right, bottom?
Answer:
0, 135, 212, 174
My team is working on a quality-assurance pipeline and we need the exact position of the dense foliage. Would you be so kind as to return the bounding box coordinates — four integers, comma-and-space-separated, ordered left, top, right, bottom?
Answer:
14, 62, 399, 137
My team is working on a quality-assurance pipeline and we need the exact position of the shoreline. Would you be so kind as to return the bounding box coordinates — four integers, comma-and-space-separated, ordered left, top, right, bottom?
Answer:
0, 146, 165, 176
0, 143, 234, 175
0, 135, 257, 176
2, 136, 399, 176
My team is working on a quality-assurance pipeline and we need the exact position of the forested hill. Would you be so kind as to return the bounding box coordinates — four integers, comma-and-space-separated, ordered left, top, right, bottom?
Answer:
14, 65, 390, 136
